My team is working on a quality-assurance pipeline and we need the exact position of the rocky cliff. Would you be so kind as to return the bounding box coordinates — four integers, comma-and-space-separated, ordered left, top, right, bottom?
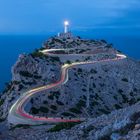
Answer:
0, 34, 140, 140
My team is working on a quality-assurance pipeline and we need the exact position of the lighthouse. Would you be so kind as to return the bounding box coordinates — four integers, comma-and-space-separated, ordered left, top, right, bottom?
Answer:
58, 20, 72, 38
64, 20, 69, 33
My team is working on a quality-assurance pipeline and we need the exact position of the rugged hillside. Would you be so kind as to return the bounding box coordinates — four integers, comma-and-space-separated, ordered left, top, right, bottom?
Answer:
0, 33, 140, 140
27, 58, 140, 119
0, 53, 61, 119
0, 34, 118, 120
4, 102, 140, 140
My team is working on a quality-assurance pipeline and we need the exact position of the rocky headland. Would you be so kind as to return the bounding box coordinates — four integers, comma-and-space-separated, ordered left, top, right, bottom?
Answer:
0, 33, 140, 140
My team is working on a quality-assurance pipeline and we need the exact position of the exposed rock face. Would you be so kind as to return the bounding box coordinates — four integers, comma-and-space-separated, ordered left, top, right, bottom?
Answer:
0, 53, 61, 119
0, 34, 140, 140
27, 58, 140, 119
12, 54, 61, 84
2, 102, 140, 140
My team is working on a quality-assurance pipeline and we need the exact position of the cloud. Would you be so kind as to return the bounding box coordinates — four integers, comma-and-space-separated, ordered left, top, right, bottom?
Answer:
0, 0, 140, 34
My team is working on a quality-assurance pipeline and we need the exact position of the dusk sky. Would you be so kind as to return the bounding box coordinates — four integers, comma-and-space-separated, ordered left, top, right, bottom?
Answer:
0, 0, 140, 34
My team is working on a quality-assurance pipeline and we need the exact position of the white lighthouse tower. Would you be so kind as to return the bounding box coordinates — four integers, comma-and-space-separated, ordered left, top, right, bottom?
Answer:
64, 20, 69, 33
58, 20, 72, 38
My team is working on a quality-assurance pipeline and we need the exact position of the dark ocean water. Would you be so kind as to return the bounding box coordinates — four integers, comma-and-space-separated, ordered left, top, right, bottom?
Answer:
0, 33, 140, 92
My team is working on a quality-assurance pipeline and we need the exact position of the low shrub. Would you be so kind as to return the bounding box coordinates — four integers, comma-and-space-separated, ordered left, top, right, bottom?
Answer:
40, 106, 49, 113
122, 78, 128, 82
69, 108, 82, 114
47, 122, 81, 132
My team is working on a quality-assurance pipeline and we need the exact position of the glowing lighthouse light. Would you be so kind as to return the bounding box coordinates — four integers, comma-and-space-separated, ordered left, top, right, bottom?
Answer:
64, 20, 69, 33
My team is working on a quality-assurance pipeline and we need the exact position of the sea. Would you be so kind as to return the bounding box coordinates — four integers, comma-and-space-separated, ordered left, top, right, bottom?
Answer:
0, 33, 140, 92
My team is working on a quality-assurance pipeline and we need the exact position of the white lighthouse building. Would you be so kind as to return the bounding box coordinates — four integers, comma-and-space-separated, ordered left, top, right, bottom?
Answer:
64, 20, 69, 33
58, 20, 73, 38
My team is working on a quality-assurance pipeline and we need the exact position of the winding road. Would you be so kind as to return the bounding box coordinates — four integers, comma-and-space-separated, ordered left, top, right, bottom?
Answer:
8, 49, 127, 125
